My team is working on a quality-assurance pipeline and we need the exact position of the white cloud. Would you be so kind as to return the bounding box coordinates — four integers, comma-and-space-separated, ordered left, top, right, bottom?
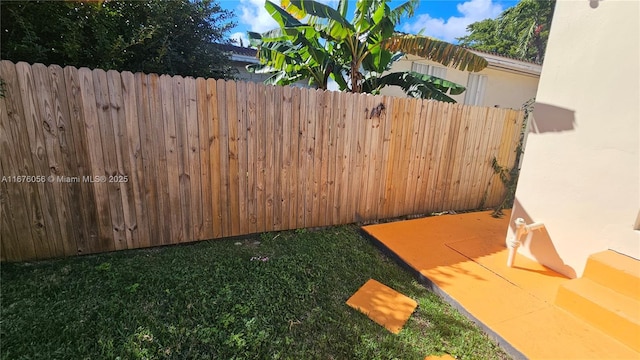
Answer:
230, 32, 250, 47
401, 0, 503, 43
238, 0, 279, 33
237, 0, 340, 34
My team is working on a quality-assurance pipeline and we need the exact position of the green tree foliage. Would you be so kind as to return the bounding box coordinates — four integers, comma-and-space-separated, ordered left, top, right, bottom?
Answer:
248, 0, 488, 102
1, 0, 237, 79
457, 0, 556, 63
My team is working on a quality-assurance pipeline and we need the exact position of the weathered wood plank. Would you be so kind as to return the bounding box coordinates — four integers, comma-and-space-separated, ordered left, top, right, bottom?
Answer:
296, 88, 308, 228
76, 67, 114, 253
350, 93, 367, 222
207, 78, 223, 238
159, 75, 182, 243
106, 70, 136, 249
92, 69, 128, 250
302, 88, 316, 227
413, 100, 436, 214
404, 98, 426, 214
449, 106, 474, 210
245, 81, 258, 234
339, 92, 356, 224
226, 80, 240, 236
288, 87, 301, 229
58, 66, 93, 256
279, 86, 292, 230
196, 77, 213, 239
0, 61, 39, 261
235, 81, 249, 235
172, 76, 191, 242
393, 96, 417, 217
46, 64, 84, 256
271, 85, 283, 230
327, 90, 340, 225
318, 90, 332, 226
362, 94, 381, 220
28, 64, 72, 257
185, 77, 203, 240
120, 70, 148, 249
17, 62, 62, 258
440, 104, 462, 210
132, 72, 157, 249
216, 79, 231, 236
310, 90, 326, 227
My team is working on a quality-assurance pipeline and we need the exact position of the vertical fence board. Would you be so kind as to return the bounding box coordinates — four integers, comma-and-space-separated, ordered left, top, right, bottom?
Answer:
264, 85, 276, 230
311, 90, 324, 227
121, 71, 146, 248
272, 85, 283, 231
288, 87, 301, 229
1, 61, 39, 260
106, 70, 135, 249
196, 77, 213, 239
245, 81, 258, 234
216, 80, 230, 236
319, 91, 332, 226
17, 63, 56, 258
160, 75, 182, 242
477, 108, 504, 209
48, 65, 83, 256
279, 86, 292, 231
185, 77, 202, 240
327, 91, 340, 225
93, 69, 127, 250
77, 68, 114, 253
352, 94, 368, 221
449, 106, 472, 210
394, 97, 417, 217
207, 79, 223, 238
413, 101, 435, 214
296, 89, 308, 228
255, 84, 267, 231
32, 64, 70, 257
235, 81, 249, 235
172, 76, 191, 242
404, 98, 425, 214
226, 81, 241, 236
147, 74, 172, 246
303, 89, 316, 227
63, 66, 98, 255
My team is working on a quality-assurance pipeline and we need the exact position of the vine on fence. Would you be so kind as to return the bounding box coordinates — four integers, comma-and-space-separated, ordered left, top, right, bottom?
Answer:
490, 98, 534, 218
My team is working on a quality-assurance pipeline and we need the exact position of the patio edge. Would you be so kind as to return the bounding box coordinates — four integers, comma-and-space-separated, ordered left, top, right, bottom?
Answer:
359, 227, 527, 360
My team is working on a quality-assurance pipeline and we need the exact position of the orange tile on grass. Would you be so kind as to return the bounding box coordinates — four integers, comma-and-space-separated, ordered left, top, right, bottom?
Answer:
346, 279, 418, 334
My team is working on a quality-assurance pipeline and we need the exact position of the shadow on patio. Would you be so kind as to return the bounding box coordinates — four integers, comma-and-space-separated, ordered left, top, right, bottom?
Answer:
362, 210, 639, 360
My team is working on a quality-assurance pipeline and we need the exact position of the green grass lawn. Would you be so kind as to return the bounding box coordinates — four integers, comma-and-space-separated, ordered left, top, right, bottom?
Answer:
1, 225, 510, 360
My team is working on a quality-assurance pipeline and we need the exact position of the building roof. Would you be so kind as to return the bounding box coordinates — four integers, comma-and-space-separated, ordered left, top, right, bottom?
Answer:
217, 43, 257, 57
469, 50, 542, 76
217, 43, 260, 65
219, 42, 541, 76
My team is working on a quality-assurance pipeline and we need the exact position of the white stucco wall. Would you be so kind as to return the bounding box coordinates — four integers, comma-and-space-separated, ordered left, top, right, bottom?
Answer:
380, 54, 539, 109
508, 0, 640, 278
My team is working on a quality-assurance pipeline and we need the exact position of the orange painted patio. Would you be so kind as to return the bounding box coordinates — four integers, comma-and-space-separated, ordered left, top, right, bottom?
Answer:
362, 210, 639, 360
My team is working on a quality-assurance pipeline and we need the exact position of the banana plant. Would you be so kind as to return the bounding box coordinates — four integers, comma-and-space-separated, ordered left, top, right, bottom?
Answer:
249, 0, 488, 102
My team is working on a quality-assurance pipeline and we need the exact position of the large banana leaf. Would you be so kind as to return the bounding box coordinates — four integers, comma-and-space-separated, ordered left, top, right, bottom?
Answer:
281, 0, 354, 40
364, 71, 466, 102
382, 34, 488, 72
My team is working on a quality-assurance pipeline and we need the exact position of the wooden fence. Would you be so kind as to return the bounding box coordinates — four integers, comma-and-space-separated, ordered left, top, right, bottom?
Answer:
0, 61, 524, 261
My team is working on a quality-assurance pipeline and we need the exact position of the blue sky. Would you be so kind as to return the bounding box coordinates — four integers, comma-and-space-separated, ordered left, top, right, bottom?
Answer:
219, 0, 519, 46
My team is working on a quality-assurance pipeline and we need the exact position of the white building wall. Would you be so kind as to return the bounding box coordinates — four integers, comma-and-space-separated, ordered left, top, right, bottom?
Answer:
508, 0, 640, 277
